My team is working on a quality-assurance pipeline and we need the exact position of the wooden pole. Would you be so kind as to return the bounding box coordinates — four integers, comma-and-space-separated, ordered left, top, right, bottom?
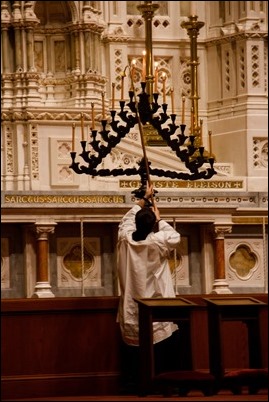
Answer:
130, 68, 153, 203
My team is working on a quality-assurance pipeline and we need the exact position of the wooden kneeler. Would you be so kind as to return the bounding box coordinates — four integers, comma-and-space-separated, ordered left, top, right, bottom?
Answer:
154, 370, 216, 397
222, 368, 268, 395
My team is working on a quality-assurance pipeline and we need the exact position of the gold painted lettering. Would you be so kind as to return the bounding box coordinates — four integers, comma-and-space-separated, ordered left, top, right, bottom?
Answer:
119, 180, 243, 189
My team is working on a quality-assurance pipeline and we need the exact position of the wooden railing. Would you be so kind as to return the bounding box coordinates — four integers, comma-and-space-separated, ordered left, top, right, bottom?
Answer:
1, 294, 267, 400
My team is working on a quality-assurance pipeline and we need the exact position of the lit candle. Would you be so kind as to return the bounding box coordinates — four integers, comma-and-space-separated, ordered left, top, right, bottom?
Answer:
102, 92, 105, 119
81, 113, 85, 141
120, 73, 124, 100
162, 72, 166, 103
208, 130, 212, 156
111, 82, 115, 110
142, 50, 146, 81
171, 87, 175, 114
181, 95, 185, 124
72, 123, 75, 151
154, 62, 159, 93
91, 102, 95, 130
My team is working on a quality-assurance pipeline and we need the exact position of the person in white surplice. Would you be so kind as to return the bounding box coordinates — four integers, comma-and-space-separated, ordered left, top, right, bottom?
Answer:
116, 181, 181, 388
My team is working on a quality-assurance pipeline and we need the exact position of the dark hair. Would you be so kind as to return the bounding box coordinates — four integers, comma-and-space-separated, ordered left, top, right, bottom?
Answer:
132, 208, 156, 241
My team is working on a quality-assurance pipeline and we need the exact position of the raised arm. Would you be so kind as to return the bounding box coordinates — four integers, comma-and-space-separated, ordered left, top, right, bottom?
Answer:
118, 182, 154, 240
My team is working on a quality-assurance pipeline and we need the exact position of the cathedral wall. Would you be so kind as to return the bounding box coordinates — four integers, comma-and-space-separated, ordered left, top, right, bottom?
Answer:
1, 1, 268, 298
1, 212, 267, 298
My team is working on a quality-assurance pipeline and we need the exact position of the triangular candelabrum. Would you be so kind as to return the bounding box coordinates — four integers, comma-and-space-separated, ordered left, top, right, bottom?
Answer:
69, 82, 216, 197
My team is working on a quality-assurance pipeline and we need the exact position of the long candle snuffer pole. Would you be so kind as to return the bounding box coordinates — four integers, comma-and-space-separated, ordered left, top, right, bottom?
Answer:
129, 65, 152, 186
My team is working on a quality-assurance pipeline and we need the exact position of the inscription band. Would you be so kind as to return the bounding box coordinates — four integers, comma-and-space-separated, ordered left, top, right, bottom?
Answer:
4, 195, 125, 204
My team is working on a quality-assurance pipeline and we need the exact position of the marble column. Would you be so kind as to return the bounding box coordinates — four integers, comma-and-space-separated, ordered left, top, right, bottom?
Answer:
14, 23, 22, 72
1, 23, 14, 107
12, 1, 23, 72
74, 29, 80, 73
26, 24, 35, 71
1, 25, 10, 73
211, 225, 232, 294
33, 222, 57, 298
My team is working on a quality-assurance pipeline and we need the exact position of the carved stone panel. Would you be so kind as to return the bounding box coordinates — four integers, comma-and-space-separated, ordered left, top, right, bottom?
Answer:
57, 237, 101, 289
1, 238, 10, 289
225, 238, 265, 288
169, 236, 190, 288
50, 137, 79, 186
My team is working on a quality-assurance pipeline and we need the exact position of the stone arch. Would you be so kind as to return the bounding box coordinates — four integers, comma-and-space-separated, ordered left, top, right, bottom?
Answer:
31, 1, 78, 23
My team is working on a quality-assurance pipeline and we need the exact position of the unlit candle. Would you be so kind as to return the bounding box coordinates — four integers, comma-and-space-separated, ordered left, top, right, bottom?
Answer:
154, 63, 159, 93
162, 72, 166, 103
72, 123, 75, 151
102, 92, 105, 119
81, 113, 85, 141
171, 87, 175, 114
182, 96, 186, 124
111, 83, 115, 110
91, 103, 95, 130
120, 74, 124, 100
